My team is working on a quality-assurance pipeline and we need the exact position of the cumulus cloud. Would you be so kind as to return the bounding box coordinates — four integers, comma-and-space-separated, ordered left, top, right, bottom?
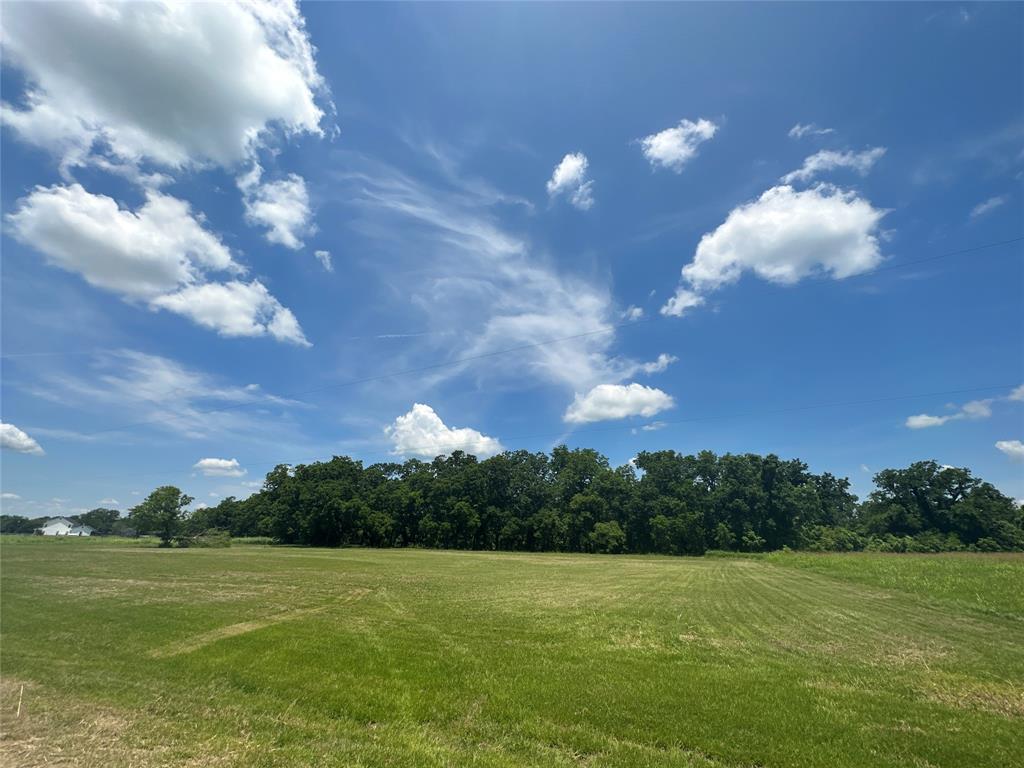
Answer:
905, 414, 955, 429
780, 148, 886, 185
634, 353, 678, 375
661, 184, 885, 316
622, 306, 644, 321
1, 423, 45, 455
5, 184, 240, 299
238, 165, 314, 249
1009, 384, 1024, 401
1, 493, 21, 500
5, 184, 307, 345
386, 404, 503, 459
193, 458, 247, 477
788, 123, 835, 139
564, 383, 675, 424
1, 0, 326, 173
98, 498, 120, 506
970, 195, 1006, 219
995, 440, 1024, 461
546, 153, 594, 210
314, 250, 333, 272
150, 281, 310, 346
638, 118, 717, 172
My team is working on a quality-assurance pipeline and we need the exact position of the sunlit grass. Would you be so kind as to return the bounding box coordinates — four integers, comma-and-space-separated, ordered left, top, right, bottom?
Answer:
2, 540, 1021, 766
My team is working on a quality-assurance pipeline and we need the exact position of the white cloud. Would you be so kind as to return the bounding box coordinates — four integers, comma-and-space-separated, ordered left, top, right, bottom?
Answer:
634, 354, 678, 375
995, 440, 1024, 461
1009, 384, 1024, 402
641, 421, 666, 432
194, 458, 247, 477
638, 118, 717, 172
386, 404, 502, 459
780, 148, 886, 185
314, 250, 334, 272
1, 493, 22, 500
150, 281, 310, 346
238, 165, 314, 249
905, 398, 994, 429
0, 423, 45, 455
662, 184, 885, 316
622, 306, 644, 321
661, 288, 706, 318
564, 383, 675, 424
5, 183, 307, 345
960, 399, 993, 419
905, 414, 955, 429
1, 0, 326, 173
98, 498, 120, 506
970, 195, 1006, 219
5, 184, 240, 299
546, 153, 594, 210
788, 123, 835, 139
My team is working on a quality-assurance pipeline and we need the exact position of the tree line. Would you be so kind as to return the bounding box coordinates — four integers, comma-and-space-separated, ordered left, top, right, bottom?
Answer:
4, 450, 1020, 552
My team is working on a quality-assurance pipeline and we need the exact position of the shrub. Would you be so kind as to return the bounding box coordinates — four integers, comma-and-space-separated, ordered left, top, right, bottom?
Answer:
232, 536, 276, 546
189, 529, 232, 548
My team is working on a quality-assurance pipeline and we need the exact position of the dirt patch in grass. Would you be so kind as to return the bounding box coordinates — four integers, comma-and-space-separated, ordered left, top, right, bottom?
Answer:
0, 678, 148, 768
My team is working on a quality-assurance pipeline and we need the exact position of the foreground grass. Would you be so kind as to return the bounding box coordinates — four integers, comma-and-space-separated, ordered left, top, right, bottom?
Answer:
1, 542, 1021, 767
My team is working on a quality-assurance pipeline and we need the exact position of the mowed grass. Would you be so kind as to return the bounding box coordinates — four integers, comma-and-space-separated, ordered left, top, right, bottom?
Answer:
1, 541, 1021, 767
765, 550, 1024, 619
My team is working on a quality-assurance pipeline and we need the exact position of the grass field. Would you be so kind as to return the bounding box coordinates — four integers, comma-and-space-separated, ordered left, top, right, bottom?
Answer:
1, 540, 1021, 767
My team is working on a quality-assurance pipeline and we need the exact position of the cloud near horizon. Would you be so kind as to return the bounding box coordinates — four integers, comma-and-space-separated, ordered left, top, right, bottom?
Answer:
386, 404, 503, 458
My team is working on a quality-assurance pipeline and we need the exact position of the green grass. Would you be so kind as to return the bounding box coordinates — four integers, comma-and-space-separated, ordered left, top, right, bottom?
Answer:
766, 550, 1024, 619
1, 541, 1021, 767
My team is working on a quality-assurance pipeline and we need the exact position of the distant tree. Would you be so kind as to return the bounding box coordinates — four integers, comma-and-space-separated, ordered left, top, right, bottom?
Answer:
76, 508, 120, 535
129, 486, 193, 546
0, 515, 43, 534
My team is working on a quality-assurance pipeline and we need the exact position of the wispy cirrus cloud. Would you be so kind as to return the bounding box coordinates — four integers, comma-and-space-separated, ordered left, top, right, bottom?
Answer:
333, 151, 673, 400
906, 385, 1022, 429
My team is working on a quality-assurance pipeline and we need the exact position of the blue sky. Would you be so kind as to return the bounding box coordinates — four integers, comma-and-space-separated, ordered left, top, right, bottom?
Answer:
2, 1, 1022, 518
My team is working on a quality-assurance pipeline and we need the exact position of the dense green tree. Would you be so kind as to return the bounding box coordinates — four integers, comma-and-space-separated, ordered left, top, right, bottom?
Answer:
130, 451, 1022, 554
129, 486, 193, 546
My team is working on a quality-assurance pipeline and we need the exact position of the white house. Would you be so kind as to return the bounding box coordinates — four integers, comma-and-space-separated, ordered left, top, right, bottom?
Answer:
38, 517, 95, 536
